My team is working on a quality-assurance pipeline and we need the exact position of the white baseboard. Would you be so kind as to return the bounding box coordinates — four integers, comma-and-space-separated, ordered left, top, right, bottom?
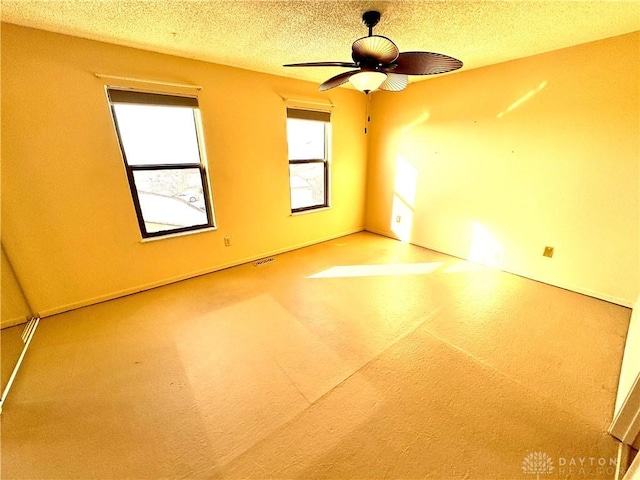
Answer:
38, 227, 365, 318
623, 447, 640, 480
610, 374, 640, 445
363, 227, 633, 308
0, 317, 39, 413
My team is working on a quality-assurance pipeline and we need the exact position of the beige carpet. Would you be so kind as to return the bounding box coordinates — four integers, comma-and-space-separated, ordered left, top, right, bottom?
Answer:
0, 232, 631, 479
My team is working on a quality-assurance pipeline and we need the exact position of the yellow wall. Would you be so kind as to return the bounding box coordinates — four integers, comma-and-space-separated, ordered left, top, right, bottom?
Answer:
1, 24, 367, 316
3, 23, 638, 315
366, 32, 640, 306
1, 245, 31, 327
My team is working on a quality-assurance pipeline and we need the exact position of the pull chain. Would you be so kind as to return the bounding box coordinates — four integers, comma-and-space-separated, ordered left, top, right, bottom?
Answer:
364, 92, 372, 134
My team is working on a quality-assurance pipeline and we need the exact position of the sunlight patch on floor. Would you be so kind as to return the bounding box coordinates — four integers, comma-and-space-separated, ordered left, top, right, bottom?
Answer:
308, 262, 443, 279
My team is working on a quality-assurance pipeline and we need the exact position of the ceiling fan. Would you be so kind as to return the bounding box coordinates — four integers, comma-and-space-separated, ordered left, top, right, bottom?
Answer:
283, 10, 463, 94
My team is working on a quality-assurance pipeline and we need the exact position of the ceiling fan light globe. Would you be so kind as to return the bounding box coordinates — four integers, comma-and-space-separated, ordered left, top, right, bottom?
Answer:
350, 71, 387, 93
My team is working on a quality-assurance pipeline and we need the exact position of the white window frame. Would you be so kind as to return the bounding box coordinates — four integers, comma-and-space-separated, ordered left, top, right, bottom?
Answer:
286, 108, 331, 213
106, 87, 216, 239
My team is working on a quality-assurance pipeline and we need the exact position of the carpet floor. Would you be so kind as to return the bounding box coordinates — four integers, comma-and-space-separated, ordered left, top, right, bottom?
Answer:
0, 232, 631, 479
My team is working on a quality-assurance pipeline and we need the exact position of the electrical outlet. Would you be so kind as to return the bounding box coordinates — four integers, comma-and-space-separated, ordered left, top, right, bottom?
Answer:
543, 246, 554, 258
224, 237, 231, 247
395, 215, 402, 223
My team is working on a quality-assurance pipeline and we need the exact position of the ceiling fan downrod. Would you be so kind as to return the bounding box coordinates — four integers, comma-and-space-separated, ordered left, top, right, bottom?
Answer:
362, 10, 381, 36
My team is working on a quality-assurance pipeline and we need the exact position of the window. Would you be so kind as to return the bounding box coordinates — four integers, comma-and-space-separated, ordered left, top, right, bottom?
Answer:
286, 108, 330, 213
107, 88, 215, 238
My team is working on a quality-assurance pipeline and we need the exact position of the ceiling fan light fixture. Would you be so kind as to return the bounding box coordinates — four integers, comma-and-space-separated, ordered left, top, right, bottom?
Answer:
349, 71, 387, 93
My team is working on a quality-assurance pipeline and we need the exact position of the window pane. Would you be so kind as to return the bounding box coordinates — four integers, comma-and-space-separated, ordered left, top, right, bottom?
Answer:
113, 104, 200, 166
289, 163, 325, 210
132, 169, 208, 233
286, 118, 325, 160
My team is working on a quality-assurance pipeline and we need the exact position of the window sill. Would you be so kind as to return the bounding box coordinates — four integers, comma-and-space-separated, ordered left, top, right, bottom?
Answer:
140, 226, 217, 242
290, 206, 331, 216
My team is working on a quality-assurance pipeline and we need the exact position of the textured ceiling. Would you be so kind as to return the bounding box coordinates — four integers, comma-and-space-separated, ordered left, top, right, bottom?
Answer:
2, 0, 639, 87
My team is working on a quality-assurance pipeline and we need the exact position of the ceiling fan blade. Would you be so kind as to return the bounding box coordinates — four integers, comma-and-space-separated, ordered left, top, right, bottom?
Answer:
352, 35, 399, 64
319, 70, 358, 91
378, 73, 408, 92
284, 61, 358, 68
391, 52, 463, 75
